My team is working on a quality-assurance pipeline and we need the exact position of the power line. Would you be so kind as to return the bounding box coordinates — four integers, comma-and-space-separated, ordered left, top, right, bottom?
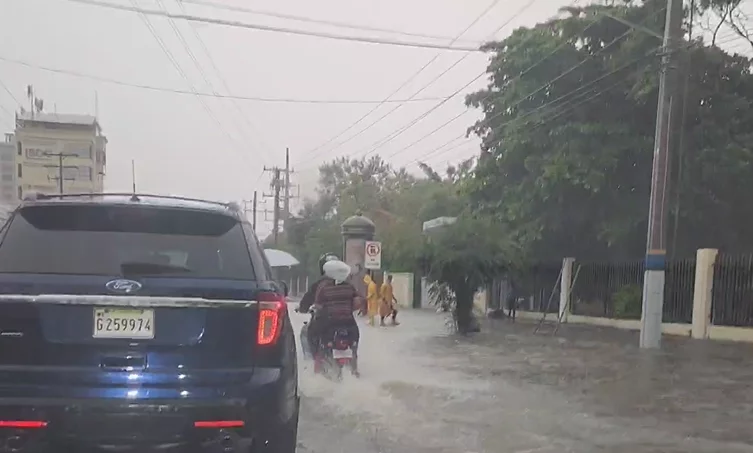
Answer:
379, 6, 667, 165
173, 0, 272, 154
0, 54, 452, 104
427, 59, 660, 171
0, 78, 18, 126
411, 47, 664, 168
363, 1, 601, 162
178, 0, 483, 46
295, 0, 537, 168
0, 78, 22, 109
152, 0, 270, 159
0, 101, 13, 121
127, 0, 251, 164
64, 0, 483, 52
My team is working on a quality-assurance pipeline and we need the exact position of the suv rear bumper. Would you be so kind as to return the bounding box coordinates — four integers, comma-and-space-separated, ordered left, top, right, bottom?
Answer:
0, 368, 300, 453
0, 396, 299, 453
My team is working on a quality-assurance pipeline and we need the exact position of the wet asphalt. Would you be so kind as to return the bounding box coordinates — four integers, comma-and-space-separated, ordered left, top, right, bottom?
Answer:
289, 304, 753, 453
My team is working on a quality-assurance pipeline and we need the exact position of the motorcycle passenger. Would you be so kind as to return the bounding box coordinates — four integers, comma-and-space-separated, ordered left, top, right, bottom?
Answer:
312, 260, 361, 376
299, 253, 340, 353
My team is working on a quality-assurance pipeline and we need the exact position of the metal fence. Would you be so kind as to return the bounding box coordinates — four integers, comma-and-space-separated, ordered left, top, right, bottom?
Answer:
665, 259, 696, 323
712, 253, 753, 327
571, 261, 643, 318
570, 259, 694, 323
508, 262, 562, 313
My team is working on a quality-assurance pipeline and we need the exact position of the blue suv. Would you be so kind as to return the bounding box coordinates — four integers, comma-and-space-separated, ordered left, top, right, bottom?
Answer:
0, 193, 299, 453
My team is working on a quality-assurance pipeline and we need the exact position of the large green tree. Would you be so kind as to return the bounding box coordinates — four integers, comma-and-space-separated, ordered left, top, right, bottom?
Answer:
276, 155, 468, 277
464, 0, 753, 261
418, 214, 524, 333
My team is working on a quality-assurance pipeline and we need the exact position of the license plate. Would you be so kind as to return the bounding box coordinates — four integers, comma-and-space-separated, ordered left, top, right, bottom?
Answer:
93, 308, 154, 339
332, 349, 352, 359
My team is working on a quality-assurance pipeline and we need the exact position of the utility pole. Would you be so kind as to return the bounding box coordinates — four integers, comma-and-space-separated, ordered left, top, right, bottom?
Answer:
640, 0, 683, 349
252, 190, 257, 231
131, 159, 137, 194
241, 192, 259, 232
262, 153, 296, 244
284, 148, 291, 221
263, 168, 282, 245
43, 152, 78, 194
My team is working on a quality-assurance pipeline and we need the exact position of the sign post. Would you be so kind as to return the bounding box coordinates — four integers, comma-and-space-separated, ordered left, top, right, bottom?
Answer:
364, 241, 382, 270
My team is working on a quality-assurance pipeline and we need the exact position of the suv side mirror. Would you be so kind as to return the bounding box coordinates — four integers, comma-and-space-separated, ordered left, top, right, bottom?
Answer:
279, 281, 289, 297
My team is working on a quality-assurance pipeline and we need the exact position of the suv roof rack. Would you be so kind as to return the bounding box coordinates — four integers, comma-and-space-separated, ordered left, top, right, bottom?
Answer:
24, 192, 240, 211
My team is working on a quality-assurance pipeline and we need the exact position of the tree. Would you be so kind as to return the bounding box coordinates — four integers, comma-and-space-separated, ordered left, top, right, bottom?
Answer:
277, 155, 458, 277
418, 215, 524, 333
463, 0, 753, 261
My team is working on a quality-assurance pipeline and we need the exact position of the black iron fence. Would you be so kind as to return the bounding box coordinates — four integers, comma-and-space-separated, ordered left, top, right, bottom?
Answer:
571, 261, 643, 318
489, 262, 562, 313
665, 259, 696, 323
570, 259, 694, 323
712, 253, 753, 327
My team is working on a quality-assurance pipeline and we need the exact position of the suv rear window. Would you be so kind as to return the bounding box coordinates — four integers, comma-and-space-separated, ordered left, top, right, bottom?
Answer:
0, 204, 255, 279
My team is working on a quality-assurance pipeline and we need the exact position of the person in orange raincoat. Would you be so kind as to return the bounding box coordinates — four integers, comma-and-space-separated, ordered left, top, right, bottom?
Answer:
379, 274, 399, 326
363, 272, 379, 326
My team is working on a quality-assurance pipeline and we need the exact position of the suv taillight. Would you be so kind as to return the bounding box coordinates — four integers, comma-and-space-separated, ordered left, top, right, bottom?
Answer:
257, 292, 286, 346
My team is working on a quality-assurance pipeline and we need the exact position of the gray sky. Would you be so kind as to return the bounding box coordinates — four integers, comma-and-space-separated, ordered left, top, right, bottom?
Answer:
1, 0, 748, 236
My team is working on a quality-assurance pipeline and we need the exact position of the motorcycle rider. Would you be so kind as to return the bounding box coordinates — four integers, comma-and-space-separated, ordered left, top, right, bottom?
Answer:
312, 260, 361, 376
298, 253, 340, 354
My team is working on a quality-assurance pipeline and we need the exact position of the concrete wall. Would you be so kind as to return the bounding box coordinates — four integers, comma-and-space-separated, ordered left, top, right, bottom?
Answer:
386, 272, 413, 308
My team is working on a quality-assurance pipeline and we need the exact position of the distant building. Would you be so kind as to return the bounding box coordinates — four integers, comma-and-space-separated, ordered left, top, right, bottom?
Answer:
14, 111, 107, 198
0, 134, 16, 203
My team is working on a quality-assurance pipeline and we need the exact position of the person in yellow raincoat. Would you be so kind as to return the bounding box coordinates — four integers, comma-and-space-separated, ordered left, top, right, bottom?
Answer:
379, 274, 399, 326
363, 272, 379, 326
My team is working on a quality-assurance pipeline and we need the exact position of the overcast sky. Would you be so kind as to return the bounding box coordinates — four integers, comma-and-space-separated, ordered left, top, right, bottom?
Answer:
1, 0, 749, 236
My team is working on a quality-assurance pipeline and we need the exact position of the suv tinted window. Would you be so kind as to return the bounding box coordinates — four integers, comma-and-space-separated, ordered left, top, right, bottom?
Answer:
0, 204, 255, 279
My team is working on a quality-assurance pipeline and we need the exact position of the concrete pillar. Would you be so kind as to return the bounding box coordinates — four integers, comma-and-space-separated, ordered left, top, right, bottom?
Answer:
692, 248, 718, 339
559, 257, 575, 322
341, 213, 376, 298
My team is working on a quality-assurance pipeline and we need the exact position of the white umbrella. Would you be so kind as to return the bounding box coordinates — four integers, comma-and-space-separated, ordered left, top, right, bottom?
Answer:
264, 248, 300, 268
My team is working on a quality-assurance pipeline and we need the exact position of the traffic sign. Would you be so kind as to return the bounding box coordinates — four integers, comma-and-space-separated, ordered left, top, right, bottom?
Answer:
364, 241, 382, 270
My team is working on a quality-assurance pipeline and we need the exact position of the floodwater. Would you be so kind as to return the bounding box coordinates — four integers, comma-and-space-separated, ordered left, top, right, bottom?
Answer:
290, 304, 753, 453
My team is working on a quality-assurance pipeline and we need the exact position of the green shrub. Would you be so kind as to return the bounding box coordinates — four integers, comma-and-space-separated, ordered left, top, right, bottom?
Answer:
612, 284, 642, 319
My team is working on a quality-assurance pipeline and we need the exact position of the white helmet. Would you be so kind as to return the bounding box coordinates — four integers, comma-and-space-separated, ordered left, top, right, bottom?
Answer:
322, 260, 351, 284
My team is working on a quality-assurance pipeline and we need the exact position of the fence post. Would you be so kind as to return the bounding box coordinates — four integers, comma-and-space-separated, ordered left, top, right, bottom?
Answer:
559, 257, 575, 322
692, 248, 718, 339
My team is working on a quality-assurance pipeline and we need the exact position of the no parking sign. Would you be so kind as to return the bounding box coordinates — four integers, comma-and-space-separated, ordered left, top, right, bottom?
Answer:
364, 241, 382, 270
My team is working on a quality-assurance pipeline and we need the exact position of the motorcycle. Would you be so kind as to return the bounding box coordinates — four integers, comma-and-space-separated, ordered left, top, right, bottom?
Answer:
315, 327, 357, 381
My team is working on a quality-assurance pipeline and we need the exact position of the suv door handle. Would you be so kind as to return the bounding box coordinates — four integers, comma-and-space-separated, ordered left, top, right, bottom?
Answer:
100, 355, 146, 371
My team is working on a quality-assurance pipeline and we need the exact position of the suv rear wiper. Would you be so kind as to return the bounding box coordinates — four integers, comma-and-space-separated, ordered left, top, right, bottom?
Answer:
119, 261, 192, 275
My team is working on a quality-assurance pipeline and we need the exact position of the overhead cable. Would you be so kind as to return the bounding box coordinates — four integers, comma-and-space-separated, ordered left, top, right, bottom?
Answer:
64, 0, 483, 52
178, 0, 482, 45
295, 0, 540, 169
0, 54, 449, 104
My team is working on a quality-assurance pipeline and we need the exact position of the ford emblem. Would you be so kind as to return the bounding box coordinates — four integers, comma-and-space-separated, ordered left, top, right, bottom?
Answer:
105, 279, 143, 294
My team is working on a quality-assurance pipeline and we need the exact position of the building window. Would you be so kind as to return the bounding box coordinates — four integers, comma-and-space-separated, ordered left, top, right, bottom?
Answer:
17, 186, 21, 200
16, 142, 21, 156
17, 164, 22, 178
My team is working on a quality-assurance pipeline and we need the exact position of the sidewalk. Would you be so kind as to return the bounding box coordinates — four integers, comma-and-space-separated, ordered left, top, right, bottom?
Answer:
419, 317, 753, 448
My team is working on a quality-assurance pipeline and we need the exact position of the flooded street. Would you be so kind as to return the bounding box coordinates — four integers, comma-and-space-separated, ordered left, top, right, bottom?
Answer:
290, 305, 753, 453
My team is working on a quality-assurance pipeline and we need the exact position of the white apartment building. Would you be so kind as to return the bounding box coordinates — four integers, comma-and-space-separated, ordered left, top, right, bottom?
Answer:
0, 134, 16, 203
14, 112, 107, 198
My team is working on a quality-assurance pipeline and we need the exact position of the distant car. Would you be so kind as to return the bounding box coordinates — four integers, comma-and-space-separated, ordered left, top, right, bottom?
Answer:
0, 193, 299, 453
